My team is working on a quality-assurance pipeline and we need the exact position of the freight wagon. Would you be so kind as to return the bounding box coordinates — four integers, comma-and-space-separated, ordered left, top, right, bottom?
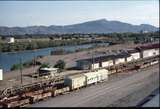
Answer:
64, 69, 108, 90
1, 97, 30, 108
53, 83, 70, 96
64, 74, 86, 90
29, 92, 52, 103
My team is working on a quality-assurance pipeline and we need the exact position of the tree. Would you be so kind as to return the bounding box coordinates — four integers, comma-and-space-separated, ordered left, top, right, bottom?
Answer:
39, 63, 50, 69
54, 60, 66, 72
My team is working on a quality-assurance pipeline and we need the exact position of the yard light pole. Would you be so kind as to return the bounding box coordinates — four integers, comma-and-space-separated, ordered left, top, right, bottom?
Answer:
20, 57, 23, 85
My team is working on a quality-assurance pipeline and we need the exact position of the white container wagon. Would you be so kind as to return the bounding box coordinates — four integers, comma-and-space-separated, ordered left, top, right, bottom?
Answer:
84, 69, 108, 85
64, 74, 86, 90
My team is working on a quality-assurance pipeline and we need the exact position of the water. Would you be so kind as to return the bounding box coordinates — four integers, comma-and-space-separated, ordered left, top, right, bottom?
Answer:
0, 43, 109, 72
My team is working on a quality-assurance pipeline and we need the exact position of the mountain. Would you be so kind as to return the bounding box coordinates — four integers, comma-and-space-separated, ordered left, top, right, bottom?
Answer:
0, 19, 158, 35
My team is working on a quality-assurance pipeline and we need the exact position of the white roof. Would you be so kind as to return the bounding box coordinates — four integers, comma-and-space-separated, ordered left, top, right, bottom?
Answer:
40, 67, 58, 71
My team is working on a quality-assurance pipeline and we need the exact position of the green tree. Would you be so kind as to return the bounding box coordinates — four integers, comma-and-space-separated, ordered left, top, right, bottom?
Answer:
39, 63, 50, 69
54, 60, 66, 72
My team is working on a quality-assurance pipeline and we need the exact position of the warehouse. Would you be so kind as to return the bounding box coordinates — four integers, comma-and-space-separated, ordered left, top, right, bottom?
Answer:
126, 49, 140, 62
76, 55, 115, 70
114, 53, 130, 65
136, 43, 159, 58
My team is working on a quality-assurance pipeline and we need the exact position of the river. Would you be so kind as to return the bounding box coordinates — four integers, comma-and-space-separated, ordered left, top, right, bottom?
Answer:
0, 43, 109, 72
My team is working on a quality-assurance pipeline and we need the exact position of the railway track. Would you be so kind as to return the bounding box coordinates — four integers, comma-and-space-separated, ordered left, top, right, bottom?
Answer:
0, 55, 159, 102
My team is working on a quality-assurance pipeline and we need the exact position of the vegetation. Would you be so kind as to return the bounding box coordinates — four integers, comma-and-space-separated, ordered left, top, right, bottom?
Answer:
54, 60, 66, 72
39, 63, 50, 69
0, 31, 159, 52
10, 60, 41, 71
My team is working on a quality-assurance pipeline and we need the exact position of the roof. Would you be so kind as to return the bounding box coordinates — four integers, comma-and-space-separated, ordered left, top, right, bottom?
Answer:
66, 74, 85, 79
127, 49, 140, 54
136, 43, 160, 51
40, 67, 58, 71
77, 52, 130, 63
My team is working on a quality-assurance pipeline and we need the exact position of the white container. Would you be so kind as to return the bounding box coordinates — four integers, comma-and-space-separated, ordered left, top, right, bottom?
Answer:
84, 69, 108, 85
64, 74, 86, 90
0, 69, 3, 80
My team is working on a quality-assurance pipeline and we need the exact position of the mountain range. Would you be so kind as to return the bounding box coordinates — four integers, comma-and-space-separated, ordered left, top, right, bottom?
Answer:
0, 19, 158, 35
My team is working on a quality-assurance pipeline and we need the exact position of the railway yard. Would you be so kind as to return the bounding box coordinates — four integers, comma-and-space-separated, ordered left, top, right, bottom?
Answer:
30, 64, 159, 107
0, 42, 159, 107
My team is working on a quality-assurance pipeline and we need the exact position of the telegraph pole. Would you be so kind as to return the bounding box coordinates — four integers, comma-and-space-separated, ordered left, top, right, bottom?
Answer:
20, 57, 23, 85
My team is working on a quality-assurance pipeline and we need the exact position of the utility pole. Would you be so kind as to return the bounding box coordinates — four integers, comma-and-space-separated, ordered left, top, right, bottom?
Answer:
20, 57, 23, 85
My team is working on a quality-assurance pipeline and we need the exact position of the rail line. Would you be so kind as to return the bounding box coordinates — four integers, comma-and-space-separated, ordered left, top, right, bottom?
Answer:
0, 55, 159, 102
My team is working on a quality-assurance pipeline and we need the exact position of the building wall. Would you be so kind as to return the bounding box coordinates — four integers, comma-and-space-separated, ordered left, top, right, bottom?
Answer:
126, 56, 133, 62
7, 37, 15, 43
115, 58, 125, 65
76, 61, 90, 70
143, 49, 159, 58
91, 63, 99, 69
131, 52, 140, 60
0, 69, 3, 80
101, 60, 114, 67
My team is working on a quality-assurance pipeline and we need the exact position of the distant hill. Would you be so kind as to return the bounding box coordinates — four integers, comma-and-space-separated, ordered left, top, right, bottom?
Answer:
0, 19, 158, 35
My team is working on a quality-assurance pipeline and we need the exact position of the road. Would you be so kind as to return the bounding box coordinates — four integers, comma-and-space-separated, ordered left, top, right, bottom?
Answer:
29, 64, 159, 107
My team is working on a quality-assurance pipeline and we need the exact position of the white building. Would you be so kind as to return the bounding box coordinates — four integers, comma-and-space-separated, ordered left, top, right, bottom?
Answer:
0, 69, 3, 80
39, 67, 59, 77
6, 37, 15, 43
126, 49, 140, 62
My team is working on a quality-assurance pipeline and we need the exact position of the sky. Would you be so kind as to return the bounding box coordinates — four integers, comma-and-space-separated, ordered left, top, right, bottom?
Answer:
0, 0, 159, 27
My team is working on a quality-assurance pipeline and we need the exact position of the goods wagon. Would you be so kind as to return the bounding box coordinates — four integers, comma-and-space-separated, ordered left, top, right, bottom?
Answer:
1, 97, 30, 108
29, 92, 52, 103
64, 74, 86, 90
84, 69, 108, 85
53, 83, 70, 96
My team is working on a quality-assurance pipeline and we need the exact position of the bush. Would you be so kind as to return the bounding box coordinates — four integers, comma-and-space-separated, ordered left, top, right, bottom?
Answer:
54, 60, 66, 72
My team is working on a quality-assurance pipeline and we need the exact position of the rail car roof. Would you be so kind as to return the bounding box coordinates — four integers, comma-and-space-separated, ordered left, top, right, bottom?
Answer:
76, 52, 130, 63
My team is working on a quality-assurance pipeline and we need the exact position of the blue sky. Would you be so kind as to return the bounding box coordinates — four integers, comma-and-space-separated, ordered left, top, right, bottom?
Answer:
0, 0, 159, 27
